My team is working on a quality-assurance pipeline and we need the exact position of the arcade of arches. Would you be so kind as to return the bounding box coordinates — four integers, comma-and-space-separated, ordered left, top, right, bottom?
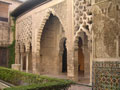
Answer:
39, 14, 67, 75
13, 14, 91, 84
12, 0, 120, 89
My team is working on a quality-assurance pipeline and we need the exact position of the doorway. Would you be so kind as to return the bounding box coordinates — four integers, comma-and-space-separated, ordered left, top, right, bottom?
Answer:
78, 37, 84, 76
62, 40, 67, 73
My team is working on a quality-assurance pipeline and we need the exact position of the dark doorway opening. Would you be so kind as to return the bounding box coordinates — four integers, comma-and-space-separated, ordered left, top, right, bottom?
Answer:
0, 48, 8, 67
62, 40, 67, 73
28, 44, 32, 72
78, 37, 84, 76
23, 56, 26, 70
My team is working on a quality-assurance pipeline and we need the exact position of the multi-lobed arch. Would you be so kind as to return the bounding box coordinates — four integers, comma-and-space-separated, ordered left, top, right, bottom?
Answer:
36, 8, 65, 54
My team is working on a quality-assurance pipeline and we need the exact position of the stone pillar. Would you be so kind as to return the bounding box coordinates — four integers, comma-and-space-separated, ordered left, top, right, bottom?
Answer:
12, 64, 21, 71
116, 36, 119, 58
66, 0, 75, 81
74, 48, 78, 81
58, 51, 63, 74
15, 44, 20, 64
20, 52, 23, 71
15, 53, 20, 64
25, 43, 31, 73
67, 49, 75, 80
26, 52, 29, 73
32, 52, 40, 74
20, 45, 24, 71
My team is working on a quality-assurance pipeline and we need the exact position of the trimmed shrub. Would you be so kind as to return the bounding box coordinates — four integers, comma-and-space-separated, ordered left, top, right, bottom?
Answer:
0, 67, 74, 90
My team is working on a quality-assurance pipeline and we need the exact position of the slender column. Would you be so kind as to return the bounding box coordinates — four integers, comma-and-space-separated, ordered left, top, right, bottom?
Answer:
32, 52, 40, 74
20, 53, 23, 71
74, 48, 78, 81
15, 44, 20, 64
58, 52, 63, 74
26, 43, 30, 73
116, 36, 119, 58
90, 31, 94, 85
32, 52, 37, 74
26, 52, 29, 73
20, 45, 24, 71
15, 53, 20, 64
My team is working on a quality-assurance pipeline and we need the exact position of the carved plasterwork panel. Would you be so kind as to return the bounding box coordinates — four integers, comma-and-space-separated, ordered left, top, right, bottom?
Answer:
16, 16, 32, 45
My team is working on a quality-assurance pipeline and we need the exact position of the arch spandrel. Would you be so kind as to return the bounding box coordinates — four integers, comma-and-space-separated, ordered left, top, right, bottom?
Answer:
73, 0, 93, 46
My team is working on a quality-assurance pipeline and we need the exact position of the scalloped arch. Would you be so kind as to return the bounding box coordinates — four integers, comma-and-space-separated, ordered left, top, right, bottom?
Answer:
36, 8, 65, 53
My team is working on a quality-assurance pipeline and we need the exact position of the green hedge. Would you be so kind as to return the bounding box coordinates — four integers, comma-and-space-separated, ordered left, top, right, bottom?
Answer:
4, 82, 71, 90
0, 67, 74, 90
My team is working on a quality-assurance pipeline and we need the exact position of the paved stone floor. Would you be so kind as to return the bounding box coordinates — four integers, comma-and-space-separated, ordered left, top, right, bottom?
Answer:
0, 82, 7, 90
0, 74, 92, 90
0, 81, 92, 90
44, 74, 92, 90
0, 81, 11, 90
69, 85, 92, 90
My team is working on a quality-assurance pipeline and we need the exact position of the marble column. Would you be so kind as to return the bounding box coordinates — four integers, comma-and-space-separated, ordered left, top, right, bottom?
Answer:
26, 52, 29, 73
116, 36, 119, 58
20, 53, 23, 71
15, 45, 20, 64
74, 47, 79, 81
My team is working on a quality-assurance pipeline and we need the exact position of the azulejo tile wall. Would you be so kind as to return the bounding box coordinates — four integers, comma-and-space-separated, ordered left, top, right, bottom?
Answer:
93, 61, 120, 90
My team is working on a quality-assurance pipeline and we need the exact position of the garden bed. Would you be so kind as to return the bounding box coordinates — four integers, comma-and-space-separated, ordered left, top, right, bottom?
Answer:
0, 67, 74, 90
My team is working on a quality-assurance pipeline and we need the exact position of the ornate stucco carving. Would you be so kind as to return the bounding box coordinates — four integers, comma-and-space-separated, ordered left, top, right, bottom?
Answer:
16, 16, 32, 46
73, 0, 93, 52
74, 0, 92, 39
92, 0, 120, 58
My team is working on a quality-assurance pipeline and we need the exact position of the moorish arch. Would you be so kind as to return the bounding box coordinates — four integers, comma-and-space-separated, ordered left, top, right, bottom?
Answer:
15, 41, 32, 72
36, 10, 67, 75
36, 8, 65, 54
59, 37, 67, 74
73, 0, 93, 83
74, 29, 92, 84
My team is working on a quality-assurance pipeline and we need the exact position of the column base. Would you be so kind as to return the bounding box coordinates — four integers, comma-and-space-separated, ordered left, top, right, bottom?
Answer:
12, 64, 21, 71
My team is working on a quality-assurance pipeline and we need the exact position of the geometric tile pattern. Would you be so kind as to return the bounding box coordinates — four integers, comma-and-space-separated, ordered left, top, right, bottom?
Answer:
92, 61, 120, 90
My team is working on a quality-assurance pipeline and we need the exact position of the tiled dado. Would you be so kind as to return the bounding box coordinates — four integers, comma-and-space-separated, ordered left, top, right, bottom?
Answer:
92, 61, 120, 90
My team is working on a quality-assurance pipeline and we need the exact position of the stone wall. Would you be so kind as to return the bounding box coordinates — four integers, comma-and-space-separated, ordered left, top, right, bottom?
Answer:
0, 2, 9, 46
0, 21, 9, 45
0, 0, 22, 12
0, 2, 9, 18
0, 0, 21, 46
0, 0, 21, 67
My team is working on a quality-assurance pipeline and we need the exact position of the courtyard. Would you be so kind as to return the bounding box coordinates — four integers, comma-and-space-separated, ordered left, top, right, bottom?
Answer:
0, 0, 120, 90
